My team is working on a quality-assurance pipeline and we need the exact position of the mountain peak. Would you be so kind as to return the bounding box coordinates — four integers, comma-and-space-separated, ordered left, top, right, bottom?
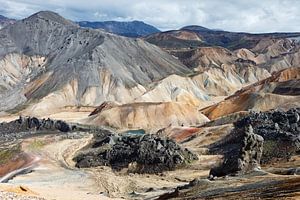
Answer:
0, 15, 8, 20
181, 25, 211, 32
25, 10, 76, 26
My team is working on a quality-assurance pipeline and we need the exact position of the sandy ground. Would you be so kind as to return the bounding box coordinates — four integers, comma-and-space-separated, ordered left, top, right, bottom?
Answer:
0, 134, 118, 200
45, 111, 91, 123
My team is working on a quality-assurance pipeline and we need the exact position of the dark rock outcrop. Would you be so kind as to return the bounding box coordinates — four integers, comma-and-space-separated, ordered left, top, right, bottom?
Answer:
209, 125, 263, 177
0, 116, 73, 142
74, 131, 198, 173
15, 116, 72, 132
235, 108, 300, 164
209, 108, 300, 177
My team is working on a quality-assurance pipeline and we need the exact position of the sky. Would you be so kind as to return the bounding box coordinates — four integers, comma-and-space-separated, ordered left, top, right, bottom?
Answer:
0, 0, 299, 33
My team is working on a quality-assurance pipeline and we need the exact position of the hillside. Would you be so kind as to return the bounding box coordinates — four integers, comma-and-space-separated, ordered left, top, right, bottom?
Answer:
0, 15, 16, 29
0, 11, 191, 116
201, 67, 300, 119
145, 26, 300, 50
78, 20, 160, 37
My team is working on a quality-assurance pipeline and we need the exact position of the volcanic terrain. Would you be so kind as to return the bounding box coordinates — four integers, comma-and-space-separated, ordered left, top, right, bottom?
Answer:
0, 11, 299, 200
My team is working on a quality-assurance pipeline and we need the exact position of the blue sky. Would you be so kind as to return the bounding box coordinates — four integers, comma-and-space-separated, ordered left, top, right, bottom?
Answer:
0, 0, 299, 32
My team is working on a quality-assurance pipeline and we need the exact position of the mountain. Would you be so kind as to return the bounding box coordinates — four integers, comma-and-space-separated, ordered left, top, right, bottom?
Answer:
1, 11, 299, 130
77, 20, 160, 37
83, 101, 209, 131
145, 27, 300, 80
145, 30, 205, 49
200, 67, 300, 120
0, 11, 190, 116
181, 25, 211, 32
0, 15, 16, 29
145, 27, 300, 50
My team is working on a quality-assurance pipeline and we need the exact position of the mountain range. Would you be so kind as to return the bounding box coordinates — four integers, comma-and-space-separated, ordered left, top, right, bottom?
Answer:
1, 11, 300, 131
77, 20, 160, 37
145, 25, 300, 50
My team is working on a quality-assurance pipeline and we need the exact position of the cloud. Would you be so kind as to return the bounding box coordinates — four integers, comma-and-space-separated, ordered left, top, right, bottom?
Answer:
0, 0, 300, 33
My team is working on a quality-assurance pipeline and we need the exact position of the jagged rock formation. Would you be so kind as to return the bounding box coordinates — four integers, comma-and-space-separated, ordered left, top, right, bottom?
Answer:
235, 108, 300, 163
209, 108, 300, 177
74, 130, 198, 173
209, 125, 263, 177
78, 20, 160, 37
0, 116, 72, 142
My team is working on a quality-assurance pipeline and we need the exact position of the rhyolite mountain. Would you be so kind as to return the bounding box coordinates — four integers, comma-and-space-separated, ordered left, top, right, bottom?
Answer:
0, 15, 16, 29
145, 25, 300, 84
77, 20, 160, 37
1, 10, 300, 131
0, 11, 190, 115
146, 25, 300, 50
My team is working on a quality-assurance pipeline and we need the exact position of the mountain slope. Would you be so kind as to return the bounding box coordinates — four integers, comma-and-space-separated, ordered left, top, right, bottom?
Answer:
78, 20, 160, 37
145, 27, 300, 50
200, 67, 300, 119
0, 15, 16, 29
145, 29, 300, 84
82, 102, 209, 131
0, 11, 191, 115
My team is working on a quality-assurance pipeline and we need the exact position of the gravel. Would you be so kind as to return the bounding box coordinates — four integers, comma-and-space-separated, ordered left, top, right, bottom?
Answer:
0, 191, 45, 200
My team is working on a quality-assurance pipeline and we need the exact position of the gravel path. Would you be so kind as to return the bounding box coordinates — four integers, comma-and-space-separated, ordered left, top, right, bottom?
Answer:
0, 191, 45, 200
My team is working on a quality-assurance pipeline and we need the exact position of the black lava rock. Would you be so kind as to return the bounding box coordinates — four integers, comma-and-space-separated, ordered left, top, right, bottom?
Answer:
0, 116, 73, 142
74, 132, 198, 173
209, 108, 300, 178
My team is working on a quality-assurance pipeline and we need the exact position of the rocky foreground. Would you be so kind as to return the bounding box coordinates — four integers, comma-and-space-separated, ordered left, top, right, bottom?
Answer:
155, 108, 300, 199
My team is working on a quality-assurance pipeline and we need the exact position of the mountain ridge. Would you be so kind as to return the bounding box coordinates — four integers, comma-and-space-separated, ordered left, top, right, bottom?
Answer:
0, 14, 16, 29
78, 20, 160, 37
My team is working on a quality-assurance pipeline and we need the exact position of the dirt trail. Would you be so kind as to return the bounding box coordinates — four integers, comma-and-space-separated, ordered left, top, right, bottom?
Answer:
0, 133, 215, 199
1, 134, 118, 200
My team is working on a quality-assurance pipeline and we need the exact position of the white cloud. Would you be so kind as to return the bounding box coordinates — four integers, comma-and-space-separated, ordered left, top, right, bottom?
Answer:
0, 0, 300, 33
